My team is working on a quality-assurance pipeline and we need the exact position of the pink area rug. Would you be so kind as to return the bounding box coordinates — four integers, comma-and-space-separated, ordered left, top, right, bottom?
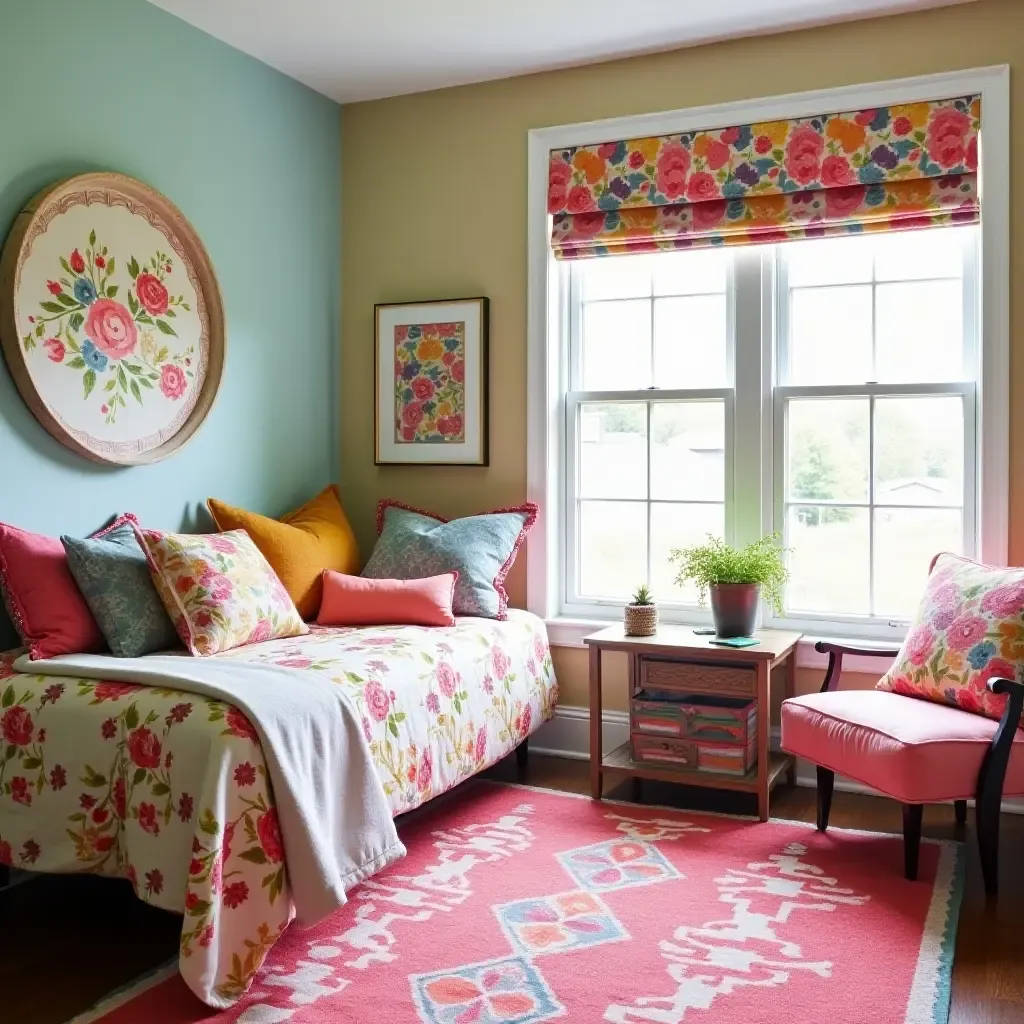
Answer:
82, 781, 963, 1024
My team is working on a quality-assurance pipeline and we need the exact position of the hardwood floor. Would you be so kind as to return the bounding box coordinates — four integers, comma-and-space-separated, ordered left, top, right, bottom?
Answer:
2, 752, 1022, 1023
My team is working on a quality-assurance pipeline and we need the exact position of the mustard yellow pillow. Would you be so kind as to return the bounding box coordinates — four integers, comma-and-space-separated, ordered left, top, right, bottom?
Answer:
207, 486, 359, 619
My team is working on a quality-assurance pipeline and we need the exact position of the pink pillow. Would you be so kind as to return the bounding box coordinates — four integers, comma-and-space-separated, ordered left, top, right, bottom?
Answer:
317, 571, 458, 627
877, 551, 1024, 726
0, 514, 136, 659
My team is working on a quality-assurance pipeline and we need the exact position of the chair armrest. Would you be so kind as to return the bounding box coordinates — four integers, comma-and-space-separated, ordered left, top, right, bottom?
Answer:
814, 641, 902, 693
976, 677, 1024, 820
988, 677, 1024, 733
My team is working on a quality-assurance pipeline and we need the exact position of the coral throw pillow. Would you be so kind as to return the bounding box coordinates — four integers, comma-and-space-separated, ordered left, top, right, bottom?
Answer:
0, 514, 137, 660
317, 571, 458, 627
136, 527, 308, 657
877, 552, 1024, 726
361, 500, 537, 619
207, 485, 359, 620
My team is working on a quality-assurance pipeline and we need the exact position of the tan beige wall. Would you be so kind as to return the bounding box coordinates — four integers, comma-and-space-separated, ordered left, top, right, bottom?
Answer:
341, 0, 1024, 707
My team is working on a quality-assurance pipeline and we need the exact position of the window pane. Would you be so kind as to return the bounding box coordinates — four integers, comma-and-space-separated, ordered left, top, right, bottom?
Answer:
874, 508, 962, 618
653, 248, 727, 296
582, 299, 650, 390
789, 285, 872, 384
787, 398, 869, 503
650, 502, 724, 605
579, 403, 647, 500
786, 234, 873, 287
786, 506, 870, 615
579, 254, 652, 301
579, 500, 647, 599
874, 396, 964, 507
650, 402, 725, 501
875, 281, 964, 382
653, 295, 727, 388
873, 227, 966, 281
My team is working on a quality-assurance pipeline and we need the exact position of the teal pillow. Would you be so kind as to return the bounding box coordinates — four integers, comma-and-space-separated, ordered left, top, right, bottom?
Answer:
62, 521, 180, 658
361, 501, 537, 619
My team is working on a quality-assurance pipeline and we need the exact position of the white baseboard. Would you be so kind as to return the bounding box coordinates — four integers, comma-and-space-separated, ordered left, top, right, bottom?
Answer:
531, 705, 1024, 814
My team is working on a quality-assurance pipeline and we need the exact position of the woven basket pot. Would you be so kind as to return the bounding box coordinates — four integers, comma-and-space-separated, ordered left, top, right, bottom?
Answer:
624, 603, 658, 637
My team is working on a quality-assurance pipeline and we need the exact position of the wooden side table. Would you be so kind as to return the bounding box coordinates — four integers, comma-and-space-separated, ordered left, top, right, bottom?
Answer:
585, 624, 801, 821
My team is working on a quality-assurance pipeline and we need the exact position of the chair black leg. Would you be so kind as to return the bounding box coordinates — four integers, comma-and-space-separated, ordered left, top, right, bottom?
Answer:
976, 799, 1000, 897
816, 766, 834, 832
972, 676, 1024, 899
902, 804, 923, 881
515, 739, 529, 780
954, 799, 968, 827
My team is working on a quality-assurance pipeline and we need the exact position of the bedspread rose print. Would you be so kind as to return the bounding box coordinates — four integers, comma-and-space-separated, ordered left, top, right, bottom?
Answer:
394, 321, 466, 444
21, 231, 195, 425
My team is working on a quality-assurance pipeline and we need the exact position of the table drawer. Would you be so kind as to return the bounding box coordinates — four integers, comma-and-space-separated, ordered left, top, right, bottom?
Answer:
640, 658, 755, 698
630, 734, 698, 769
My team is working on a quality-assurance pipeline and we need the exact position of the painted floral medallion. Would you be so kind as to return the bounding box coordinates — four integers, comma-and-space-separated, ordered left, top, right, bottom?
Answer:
0, 173, 224, 464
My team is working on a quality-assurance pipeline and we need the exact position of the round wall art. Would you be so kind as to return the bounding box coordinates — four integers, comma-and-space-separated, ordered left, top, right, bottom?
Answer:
0, 172, 224, 465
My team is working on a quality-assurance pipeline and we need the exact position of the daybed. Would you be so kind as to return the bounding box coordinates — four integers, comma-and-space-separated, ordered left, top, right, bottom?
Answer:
0, 610, 557, 1007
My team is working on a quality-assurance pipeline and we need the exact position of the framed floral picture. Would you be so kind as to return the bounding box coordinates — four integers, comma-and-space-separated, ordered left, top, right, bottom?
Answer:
0, 172, 224, 465
374, 297, 488, 466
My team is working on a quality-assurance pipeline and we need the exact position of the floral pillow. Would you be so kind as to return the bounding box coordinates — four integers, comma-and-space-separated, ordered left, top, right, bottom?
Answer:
877, 552, 1024, 725
135, 527, 307, 657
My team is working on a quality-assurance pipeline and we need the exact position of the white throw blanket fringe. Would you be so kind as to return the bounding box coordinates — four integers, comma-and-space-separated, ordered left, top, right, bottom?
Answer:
14, 652, 406, 924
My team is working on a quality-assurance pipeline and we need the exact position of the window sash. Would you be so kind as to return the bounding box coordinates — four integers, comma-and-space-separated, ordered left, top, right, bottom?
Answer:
765, 381, 977, 639
563, 391, 733, 619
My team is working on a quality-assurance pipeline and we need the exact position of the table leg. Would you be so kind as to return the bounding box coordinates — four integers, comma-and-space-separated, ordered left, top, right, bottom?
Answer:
589, 644, 603, 800
785, 651, 797, 787
757, 660, 770, 821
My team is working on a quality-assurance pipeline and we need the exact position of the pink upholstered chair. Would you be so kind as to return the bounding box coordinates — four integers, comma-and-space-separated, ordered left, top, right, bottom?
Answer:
781, 642, 1024, 895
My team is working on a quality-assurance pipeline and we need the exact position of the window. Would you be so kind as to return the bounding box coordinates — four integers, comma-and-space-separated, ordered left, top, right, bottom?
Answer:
564, 250, 731, 614
559, 226, 981, 637
775, 229, 977, 631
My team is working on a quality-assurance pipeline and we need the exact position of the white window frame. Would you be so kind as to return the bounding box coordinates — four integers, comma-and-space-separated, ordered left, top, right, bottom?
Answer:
526, 66, 1010, 654
561, 254, 736, 622
763, 229, 981, 642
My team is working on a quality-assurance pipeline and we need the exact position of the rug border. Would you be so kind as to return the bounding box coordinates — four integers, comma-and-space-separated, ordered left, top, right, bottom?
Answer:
904, 840, 966, 1024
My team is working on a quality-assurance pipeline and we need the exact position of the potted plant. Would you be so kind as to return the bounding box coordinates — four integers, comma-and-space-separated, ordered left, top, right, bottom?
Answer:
669, 534, 789, 638
624, 584, 658, 637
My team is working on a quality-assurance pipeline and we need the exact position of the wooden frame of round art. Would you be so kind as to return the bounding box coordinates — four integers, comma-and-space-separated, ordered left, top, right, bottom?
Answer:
0, 172, 225, 465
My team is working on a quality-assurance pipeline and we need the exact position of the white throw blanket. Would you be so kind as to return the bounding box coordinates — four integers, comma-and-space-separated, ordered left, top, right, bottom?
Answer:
14, 651, 406, 924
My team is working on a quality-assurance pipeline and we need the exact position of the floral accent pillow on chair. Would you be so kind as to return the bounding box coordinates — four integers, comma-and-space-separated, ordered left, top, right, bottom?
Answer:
135, 527, 307, 657
877, 552, 1024, 724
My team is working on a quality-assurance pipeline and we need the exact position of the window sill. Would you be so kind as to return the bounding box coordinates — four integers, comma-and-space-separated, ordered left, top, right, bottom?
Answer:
543, 617, 899, 674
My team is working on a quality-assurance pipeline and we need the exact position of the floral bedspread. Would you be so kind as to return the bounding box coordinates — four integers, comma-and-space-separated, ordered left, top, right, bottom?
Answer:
0, 610, 557, 1007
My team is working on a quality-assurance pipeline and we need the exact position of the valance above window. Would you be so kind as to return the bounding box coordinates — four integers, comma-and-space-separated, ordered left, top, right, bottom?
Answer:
548, 95, 980, 259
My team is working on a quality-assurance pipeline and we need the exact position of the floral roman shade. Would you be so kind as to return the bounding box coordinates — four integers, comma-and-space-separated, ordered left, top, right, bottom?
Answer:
548, 96, 980, 259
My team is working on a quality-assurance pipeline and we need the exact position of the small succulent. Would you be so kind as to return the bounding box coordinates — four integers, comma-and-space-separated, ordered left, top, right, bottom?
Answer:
630, 584, 654, 606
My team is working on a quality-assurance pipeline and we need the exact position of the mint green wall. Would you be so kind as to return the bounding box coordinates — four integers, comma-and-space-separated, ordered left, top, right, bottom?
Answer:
0, 0, 341, 644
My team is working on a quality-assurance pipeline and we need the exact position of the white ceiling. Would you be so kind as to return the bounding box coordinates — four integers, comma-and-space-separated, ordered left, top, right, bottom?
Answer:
148, 0, 972, 104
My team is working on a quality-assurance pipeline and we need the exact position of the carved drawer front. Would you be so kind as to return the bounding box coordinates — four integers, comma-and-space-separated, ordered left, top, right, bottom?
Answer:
630, 734, 698, 769
639, 658, 755, 698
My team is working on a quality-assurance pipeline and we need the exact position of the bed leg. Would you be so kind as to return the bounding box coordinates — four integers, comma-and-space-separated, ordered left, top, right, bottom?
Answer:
515, 739, 529, 779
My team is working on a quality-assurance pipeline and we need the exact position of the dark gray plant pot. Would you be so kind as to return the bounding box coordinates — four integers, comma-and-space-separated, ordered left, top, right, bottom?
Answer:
710, 582, 759, 638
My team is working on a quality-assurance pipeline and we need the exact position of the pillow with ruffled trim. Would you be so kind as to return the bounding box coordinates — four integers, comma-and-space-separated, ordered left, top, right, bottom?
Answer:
361, 501, 536, 619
